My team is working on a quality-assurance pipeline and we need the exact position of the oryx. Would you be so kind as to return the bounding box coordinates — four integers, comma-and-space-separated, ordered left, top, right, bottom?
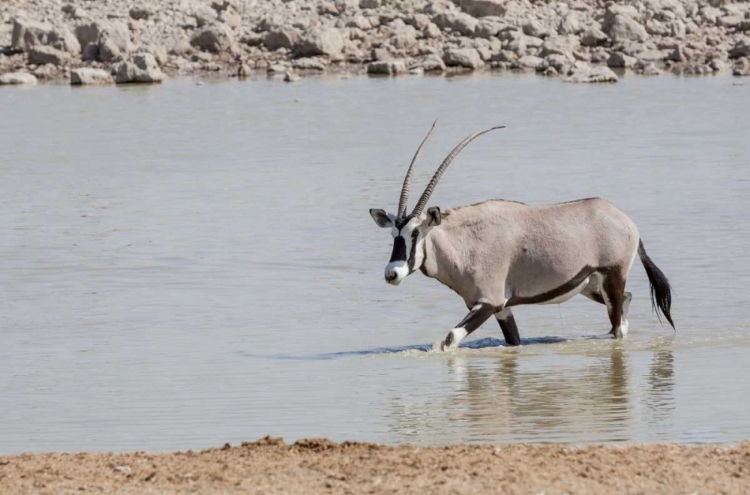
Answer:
369, 122, 674, 350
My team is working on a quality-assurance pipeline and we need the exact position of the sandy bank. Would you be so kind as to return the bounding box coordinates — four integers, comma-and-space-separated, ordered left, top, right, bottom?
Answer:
2, 437, 749, 494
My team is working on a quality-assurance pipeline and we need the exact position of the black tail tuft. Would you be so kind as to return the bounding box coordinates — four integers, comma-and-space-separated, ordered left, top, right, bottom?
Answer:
638, 240, 675, 329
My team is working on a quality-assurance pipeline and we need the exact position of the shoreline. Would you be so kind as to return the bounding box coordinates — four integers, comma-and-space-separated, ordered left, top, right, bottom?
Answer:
2, 437, 750, 494
2, 0, 750, 86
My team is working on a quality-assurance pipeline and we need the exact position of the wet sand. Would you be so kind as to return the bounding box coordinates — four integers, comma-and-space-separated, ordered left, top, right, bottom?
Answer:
2, 437, 749, 494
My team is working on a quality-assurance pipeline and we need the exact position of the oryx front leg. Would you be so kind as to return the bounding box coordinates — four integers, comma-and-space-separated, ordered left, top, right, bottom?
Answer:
495, 308, 521, 346
441, 303, 496, 351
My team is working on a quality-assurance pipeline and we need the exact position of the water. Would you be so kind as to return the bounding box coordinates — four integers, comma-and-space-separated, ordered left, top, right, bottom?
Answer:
0, 73, 749, 454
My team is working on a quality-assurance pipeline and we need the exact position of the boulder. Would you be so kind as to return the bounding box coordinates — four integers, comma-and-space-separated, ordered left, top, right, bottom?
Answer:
298, 28, 344, 57
516, 55, 544, 70
602, 4, 640, 31
346, 16, 372, 30
367, 60, 407, 74
475, 18, 506, 39
129, 7, 152, 20
606, 15, 648, 44
607, 52, 637, 68
48, 26, 80, 55
360, 0, 380, 8
545, 54, 572, 72
194, 5, 218, 27
136, 45, 168, 66
643, 0, 687, 19
11, 18, 80, 55
558, 13, 582, 35
443, 47, 483, 69
219, 8, 242, 28
432, 12, 478, 36
11, 18, 52, 51
70, 68, 114, 85
734, 58, 750, 76
538, 37, 577, 58
114, 53, 165, 83
76, 21, 130, 62
405, 14, 431, 30
0, 72, 38, 85
522, 19, 552, 39
191, 24, 235, 53
729, 39, 750, 59
580, 26, 608, 47
453, 0, 507, 18
283, 71, 300, 82
718, 15, 742, 28
263, 28, 301, 51
98, 22, 133, 62
391, 31, 418, 50
420, 54, 446, 71
564, 63, 618, 83
423, 22, 442, 39
292, 57, 327, 70
27, 45, 71, 66
636, 60, 662, 75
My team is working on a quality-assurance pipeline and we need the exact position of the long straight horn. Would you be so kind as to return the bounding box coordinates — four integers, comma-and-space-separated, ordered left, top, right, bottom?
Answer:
411, 125, 505, 216
397, 120, 438, 218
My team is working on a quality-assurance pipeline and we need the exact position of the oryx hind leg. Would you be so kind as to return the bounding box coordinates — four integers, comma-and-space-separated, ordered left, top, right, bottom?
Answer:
602, 268, 629, 339
581, 271, 631, 338
495, 308, 521, 346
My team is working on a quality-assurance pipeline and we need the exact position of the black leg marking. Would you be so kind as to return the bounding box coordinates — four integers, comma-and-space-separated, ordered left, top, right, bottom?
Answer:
496, 310, 521, 346
443, 303, 497, 348
602, 269, 626, 338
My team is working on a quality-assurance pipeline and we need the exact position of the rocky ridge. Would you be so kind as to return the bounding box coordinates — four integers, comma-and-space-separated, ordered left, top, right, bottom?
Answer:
1, 0, 750, 85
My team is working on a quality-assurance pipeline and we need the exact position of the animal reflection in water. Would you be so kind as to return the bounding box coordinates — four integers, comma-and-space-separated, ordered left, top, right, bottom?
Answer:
387, 345, 676, 443
369, 121, 675, 349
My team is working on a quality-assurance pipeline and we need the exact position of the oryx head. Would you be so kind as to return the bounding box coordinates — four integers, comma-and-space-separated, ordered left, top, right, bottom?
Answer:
369, 121, 505, 286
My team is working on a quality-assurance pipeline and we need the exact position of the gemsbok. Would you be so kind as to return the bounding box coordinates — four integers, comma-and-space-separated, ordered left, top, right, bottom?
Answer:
369, 122, 674, 350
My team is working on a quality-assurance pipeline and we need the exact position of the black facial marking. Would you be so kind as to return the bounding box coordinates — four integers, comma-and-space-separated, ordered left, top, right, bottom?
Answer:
407, 229, 419, 272
389, 236, 407, 263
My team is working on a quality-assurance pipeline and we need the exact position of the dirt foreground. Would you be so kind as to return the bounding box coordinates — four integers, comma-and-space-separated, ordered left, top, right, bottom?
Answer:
2, 437, 750, 495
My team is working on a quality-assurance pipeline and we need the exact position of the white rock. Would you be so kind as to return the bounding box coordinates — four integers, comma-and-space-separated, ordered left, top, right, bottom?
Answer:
606, 14, 649, 44
298, 28, 344, 57
264, 28, 301, 51
367, 60, 407, 74
114, 53, 165, 83
454, 0, 507, 18
11, 18, 52, 51
420, 54, 446, 71
564, 63, 618, 83
27, 45, 71, 65
516, 55, 544, 70
443, 47, 483, 69
191, 24, 235, 53
581, 26, 608, 47
0, 72, 38, 85
100, 22, 132, 62
70, 68, 114, 85
292, 57, 327, 70
432, 12, 478, 36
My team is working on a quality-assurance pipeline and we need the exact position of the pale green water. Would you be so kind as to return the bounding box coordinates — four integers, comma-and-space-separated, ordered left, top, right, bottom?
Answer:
0, 73, 749, 454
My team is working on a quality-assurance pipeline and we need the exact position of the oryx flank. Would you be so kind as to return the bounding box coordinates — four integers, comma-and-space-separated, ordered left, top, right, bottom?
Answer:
369, 122, 674, 350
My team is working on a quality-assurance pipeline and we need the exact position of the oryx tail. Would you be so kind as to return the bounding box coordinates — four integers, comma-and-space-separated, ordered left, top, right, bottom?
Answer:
638, 239, 674, 329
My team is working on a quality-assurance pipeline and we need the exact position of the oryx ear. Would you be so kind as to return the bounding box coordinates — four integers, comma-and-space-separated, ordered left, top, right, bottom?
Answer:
369, 209, 394, 228
426, 206, 441, 226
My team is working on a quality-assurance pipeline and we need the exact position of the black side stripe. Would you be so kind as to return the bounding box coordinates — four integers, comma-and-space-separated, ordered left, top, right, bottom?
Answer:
407, 231, 419, 272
